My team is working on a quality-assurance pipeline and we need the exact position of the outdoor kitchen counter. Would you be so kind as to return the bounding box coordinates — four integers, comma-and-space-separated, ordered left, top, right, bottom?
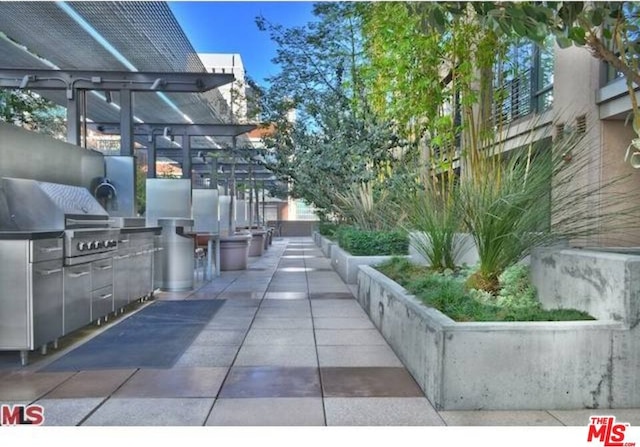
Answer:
0, 231, 64, 240
119, 226, 162, 235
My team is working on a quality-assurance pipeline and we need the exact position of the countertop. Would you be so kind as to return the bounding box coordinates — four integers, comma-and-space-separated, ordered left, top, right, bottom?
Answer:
0, 230, 64, 240
119, 226, 162, 235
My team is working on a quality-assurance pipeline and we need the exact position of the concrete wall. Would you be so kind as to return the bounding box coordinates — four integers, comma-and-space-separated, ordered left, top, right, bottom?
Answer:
409, 231, 479, 267
330, 245, 402, 284
531, 248, 640, 328
318, 235, 335, 258
0, 123, 104, 189
357, 265, 634, 410
267, 220, 318, 237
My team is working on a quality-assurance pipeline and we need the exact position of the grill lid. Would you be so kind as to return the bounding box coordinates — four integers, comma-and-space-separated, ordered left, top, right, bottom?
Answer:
0, 177, 109, 231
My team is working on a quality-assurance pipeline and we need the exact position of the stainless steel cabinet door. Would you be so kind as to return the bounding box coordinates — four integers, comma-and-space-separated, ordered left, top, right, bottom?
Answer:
130, 249, 143, 301
91, 285, 113, 321
32, 259, 63, 348
112, 251, 130, 310
63, 264, 91, 334
91, 258, 113, 290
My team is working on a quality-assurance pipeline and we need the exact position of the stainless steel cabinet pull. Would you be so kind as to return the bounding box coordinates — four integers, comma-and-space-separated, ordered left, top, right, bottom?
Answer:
67, 218, 116, 225
69, 271, 89, 278
99, 293, 113, 300
114, 254, 130, 260
98, 265, 112, 270
120, 239, 130, 243
36, 268, 62, 276
39, 247, 62, 253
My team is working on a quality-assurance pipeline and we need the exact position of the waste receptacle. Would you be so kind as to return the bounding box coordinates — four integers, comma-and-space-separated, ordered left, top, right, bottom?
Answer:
158, 218, 195, 291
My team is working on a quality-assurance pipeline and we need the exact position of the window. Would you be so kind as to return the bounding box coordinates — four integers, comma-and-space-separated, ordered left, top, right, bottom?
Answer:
493, 35, 554, 124
535, 35, 554, 112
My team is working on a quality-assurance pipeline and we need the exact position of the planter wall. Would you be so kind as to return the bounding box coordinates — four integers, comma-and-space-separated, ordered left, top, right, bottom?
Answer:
356, 265, 635, 410
330, 245, 406, 284
531, 248, 640, 328
409, 231, 479, 266
319, 235, 335, 258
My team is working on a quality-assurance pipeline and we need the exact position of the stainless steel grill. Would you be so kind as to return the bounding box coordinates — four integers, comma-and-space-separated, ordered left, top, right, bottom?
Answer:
0, 177, 126, 365
0, 177, 120, 265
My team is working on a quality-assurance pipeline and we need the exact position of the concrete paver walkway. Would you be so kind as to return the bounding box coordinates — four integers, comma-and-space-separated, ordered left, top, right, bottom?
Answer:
1, 237, 639, 426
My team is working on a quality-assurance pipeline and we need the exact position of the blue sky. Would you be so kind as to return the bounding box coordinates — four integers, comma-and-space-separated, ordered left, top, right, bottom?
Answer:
169, 1, 316, 87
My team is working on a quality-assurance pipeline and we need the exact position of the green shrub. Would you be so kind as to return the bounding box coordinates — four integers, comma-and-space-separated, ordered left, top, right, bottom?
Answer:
375, 259, 594, 322
337, 227, 408, 256
319, 222, 340, 238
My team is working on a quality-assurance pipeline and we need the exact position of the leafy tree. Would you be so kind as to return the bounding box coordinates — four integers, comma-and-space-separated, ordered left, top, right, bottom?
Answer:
256, 2, 406, 220
418, 2, 640, 155
0, 89, 66, 139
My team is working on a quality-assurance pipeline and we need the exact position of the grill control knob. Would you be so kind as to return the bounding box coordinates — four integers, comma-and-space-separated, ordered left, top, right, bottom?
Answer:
90, 241, 99, 250
77, 242, 87, 251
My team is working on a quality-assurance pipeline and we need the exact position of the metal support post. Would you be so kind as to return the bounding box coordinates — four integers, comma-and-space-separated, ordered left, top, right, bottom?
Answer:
182, 133, 191, 179
66, 91, 81, 146
147, 135, 156, 178
119, 89, 134, 156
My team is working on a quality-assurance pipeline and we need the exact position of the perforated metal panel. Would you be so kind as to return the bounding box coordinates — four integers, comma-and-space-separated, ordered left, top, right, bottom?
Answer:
0, 2, 230, 125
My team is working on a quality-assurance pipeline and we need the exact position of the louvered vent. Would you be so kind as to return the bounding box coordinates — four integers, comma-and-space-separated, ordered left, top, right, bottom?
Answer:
576, 114, 587, 134
555, 123, 565, 140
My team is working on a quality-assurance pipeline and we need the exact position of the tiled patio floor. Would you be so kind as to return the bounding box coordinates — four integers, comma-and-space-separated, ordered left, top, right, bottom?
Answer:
1, 237, 640, 426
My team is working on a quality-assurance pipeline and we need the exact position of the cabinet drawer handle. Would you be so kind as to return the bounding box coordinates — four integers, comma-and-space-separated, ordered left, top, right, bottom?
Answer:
135, 251, 143, 256
114, 254, 130, 260
120, 239, 130, 243
98, 293, 113, 300
69, 271, 90, 278
39, 247, 62, 253
97, 265, 112, 271
36, 268, 62, 276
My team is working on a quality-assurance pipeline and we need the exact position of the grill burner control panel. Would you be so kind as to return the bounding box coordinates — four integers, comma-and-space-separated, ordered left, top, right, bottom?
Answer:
76, 240, 117, 251
64, 229, 120, 262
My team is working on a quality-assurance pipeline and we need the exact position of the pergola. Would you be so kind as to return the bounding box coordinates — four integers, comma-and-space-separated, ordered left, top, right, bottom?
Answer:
0, 1, 276, 190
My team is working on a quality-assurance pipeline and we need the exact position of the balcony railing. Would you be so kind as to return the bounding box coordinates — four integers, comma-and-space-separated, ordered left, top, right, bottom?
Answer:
492, 68, 533, 125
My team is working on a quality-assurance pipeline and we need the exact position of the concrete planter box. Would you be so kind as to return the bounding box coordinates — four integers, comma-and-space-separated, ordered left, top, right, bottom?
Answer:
531, 248, 640, 328
330, 244, 404, 284
356, 265, 635, 410
319, 235, 335, 258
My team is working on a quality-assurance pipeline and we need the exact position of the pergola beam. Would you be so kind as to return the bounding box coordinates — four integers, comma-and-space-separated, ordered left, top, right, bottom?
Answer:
90, 122, 257, 137
0, 68, 234, 92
